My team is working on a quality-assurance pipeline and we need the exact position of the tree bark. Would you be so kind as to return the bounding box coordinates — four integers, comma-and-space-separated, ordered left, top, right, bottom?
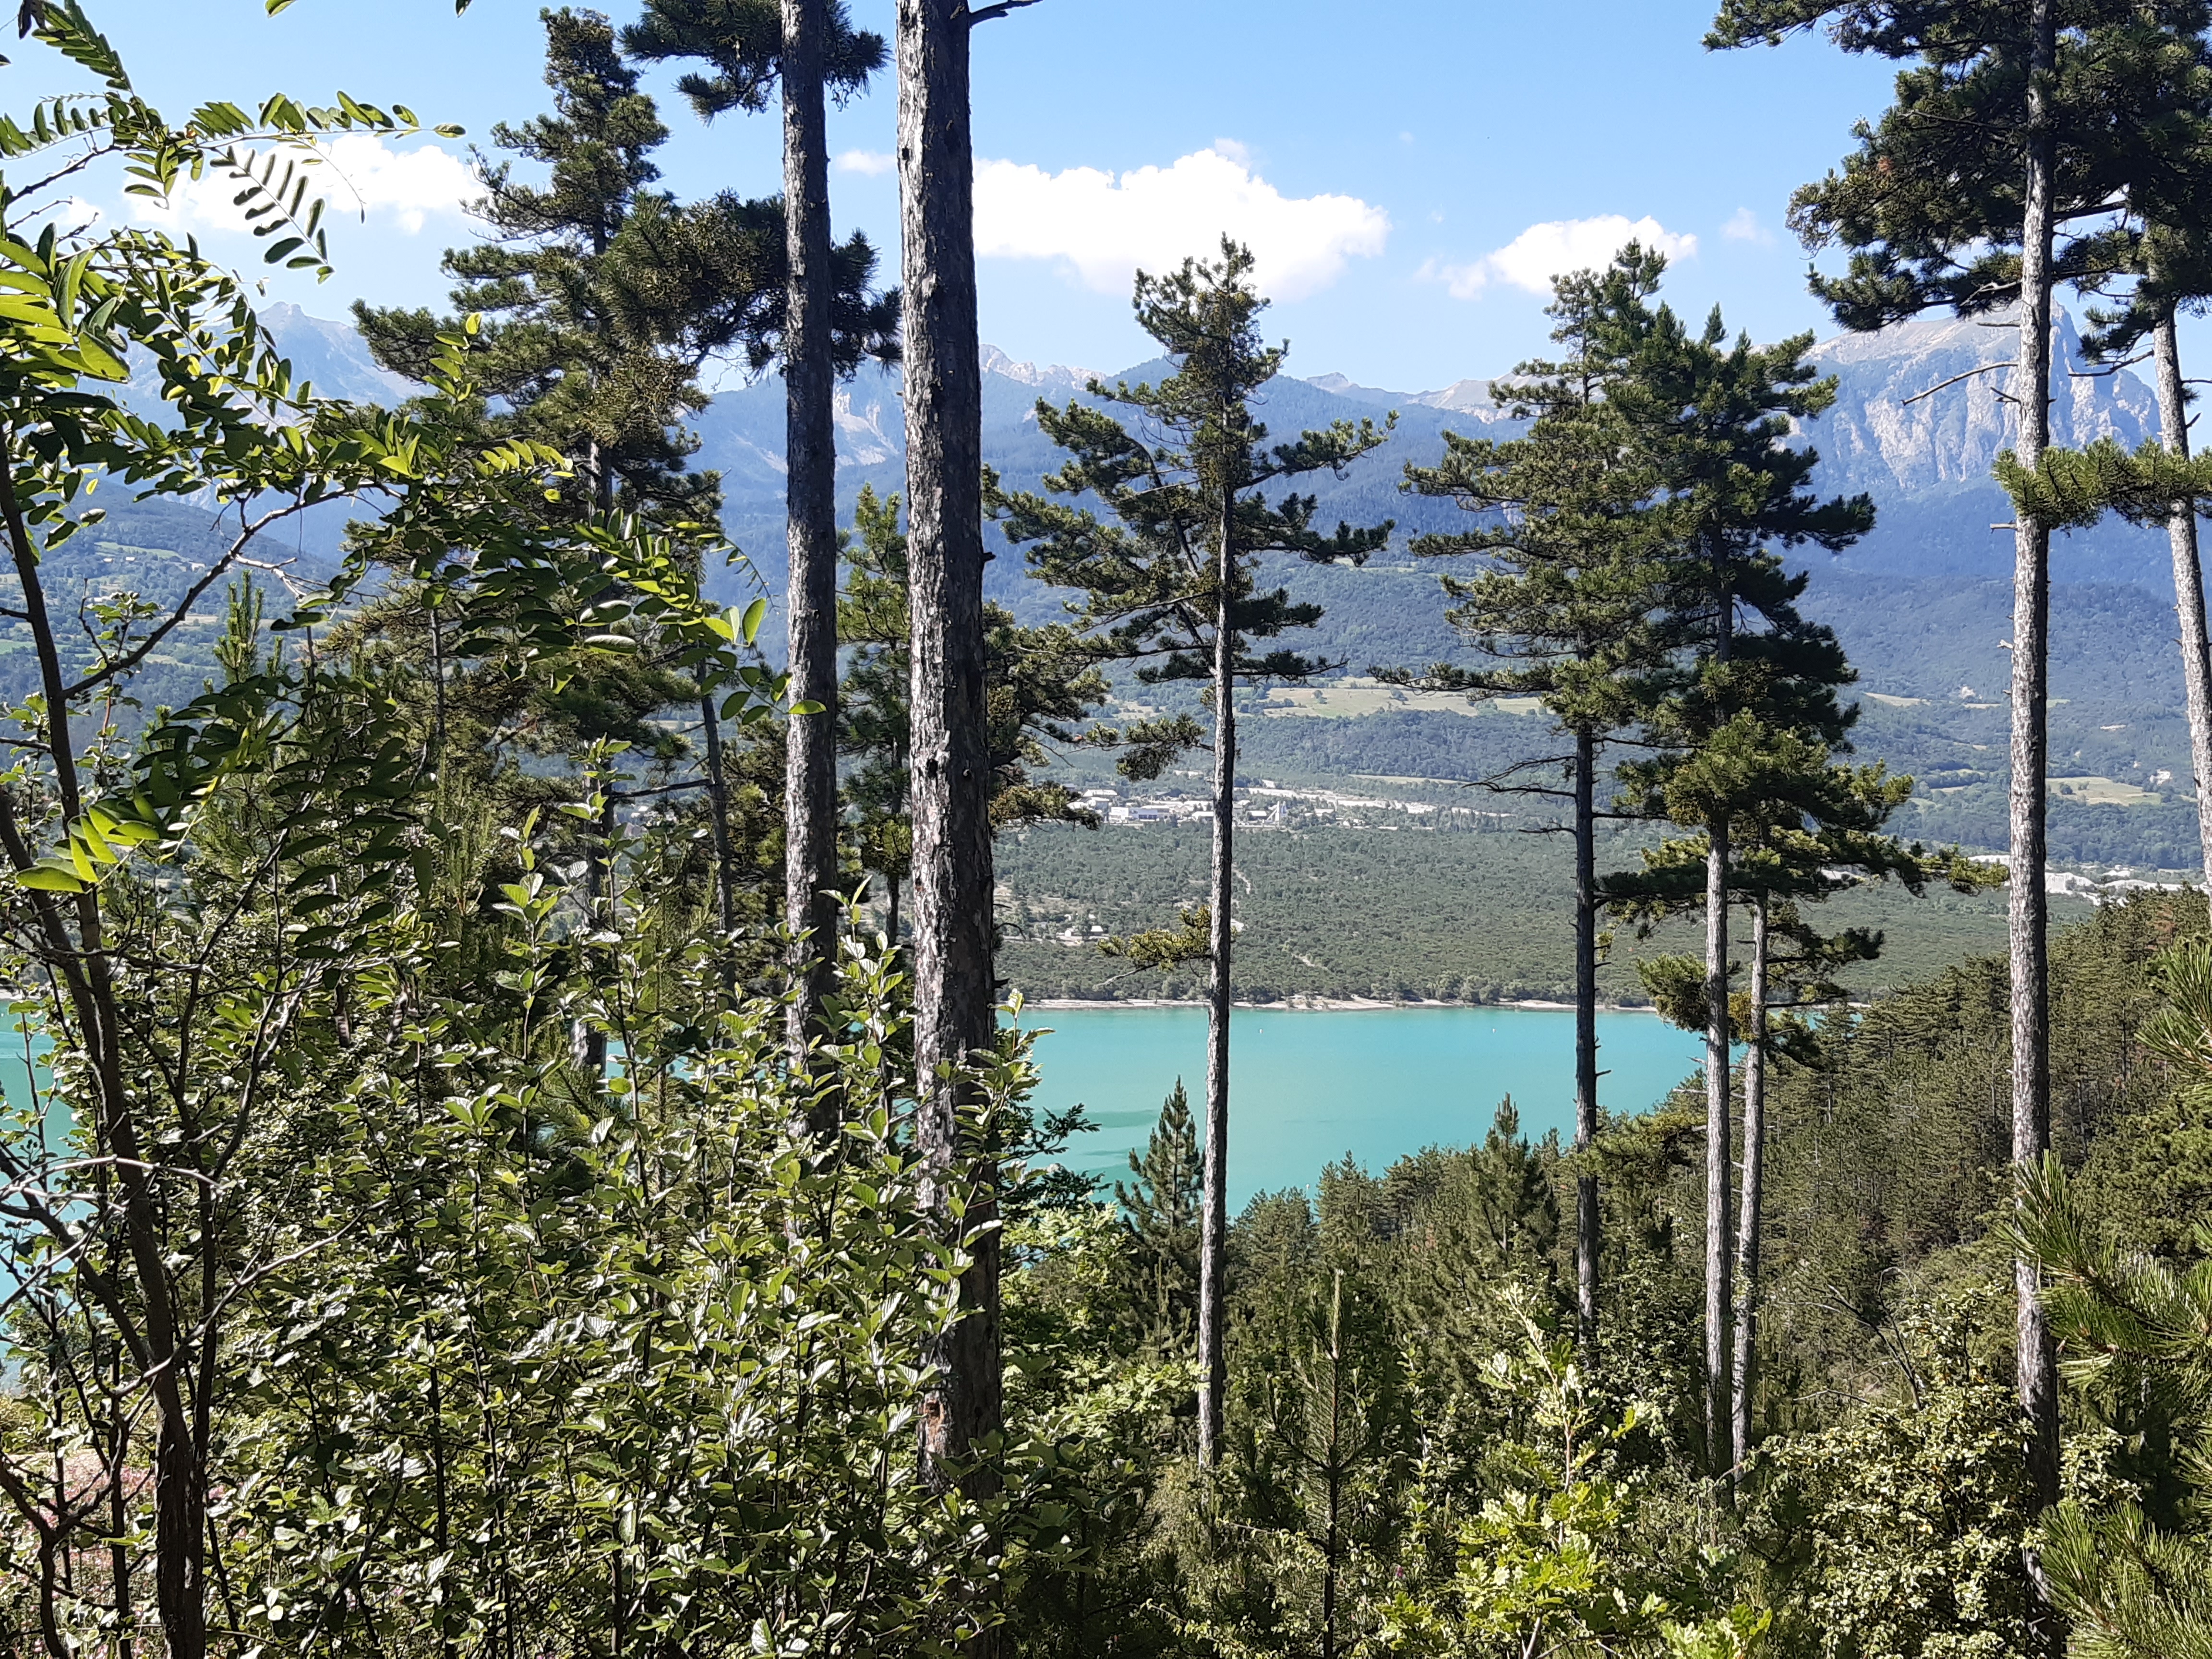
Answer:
1730, 894, 1768, 1498
2152, 308, 2212, 910
898, 0, 1001, 1503
1705, 544, 1734, 1490
1574, 726, 1600, 1351
1196, 484, 1237, 1469
783, 0, 842, 1071
1704, 819, 1732, 1487
2011, 2, 2062, 1649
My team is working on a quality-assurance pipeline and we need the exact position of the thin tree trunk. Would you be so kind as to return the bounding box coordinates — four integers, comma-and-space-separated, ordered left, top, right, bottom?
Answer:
1197, 483, 1237, 1469
2152, 308, 2212, 908
1573, 725, 1599, 1350
898, 0, 1001, 1505
783, 0, 842, 1073
2, 456, 206, 1659
1704, 819, 1732, 1487
1321, 1270, 1344, 1659
1730, 894, 1769, 1497
2011, 3, 2061, 1650
1705, 546, 1734, 1490
700, 695, 739, 1010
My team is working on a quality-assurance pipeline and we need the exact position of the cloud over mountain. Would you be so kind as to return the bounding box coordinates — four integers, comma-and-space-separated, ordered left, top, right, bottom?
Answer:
1423, 214, 1697, 299
973, 145, 1389, 301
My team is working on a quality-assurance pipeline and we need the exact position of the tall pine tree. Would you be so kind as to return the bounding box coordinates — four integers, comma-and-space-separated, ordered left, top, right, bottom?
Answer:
1603, 284, 1873, 1490
1707, 8, 2200, 1604
1395, 246, 1677, 1352
1000, 240, 1392, 1467
624, 0, 898, 1063
2049, 7, 2212, 910
890, 0, 1043, 1517
355, 7, 794, 1017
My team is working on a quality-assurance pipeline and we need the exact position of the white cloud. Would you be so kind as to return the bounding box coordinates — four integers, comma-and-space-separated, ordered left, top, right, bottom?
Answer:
835, 149, 895, 177
1424, 214, 1697, 300
973, 146, 1389, 302
131, 135, 474, 238
1723, 206, 1774, 245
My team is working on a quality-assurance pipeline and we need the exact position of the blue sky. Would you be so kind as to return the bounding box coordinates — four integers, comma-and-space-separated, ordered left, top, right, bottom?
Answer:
38, 0, 1909, 389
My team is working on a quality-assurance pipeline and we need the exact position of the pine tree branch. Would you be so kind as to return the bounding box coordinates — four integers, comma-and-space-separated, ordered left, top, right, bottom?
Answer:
1902, 361, 2015, 407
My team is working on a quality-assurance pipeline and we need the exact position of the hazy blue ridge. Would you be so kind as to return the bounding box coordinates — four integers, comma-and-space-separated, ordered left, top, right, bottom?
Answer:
48, 302, 2207, 867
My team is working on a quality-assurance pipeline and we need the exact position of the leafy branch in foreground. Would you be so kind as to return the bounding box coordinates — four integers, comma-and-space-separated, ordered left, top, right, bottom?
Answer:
16, 0, 462, 281
0, 13, 774, 1653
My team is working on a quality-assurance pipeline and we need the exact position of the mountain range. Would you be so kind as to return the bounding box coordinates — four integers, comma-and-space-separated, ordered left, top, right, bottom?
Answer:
63, 301, 2202, 868
239, 295, 2177, 607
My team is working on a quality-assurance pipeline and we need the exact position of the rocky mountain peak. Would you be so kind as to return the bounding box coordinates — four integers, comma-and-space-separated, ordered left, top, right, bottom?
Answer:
979, 345, 1097, 397
1804, 306, 2158, 498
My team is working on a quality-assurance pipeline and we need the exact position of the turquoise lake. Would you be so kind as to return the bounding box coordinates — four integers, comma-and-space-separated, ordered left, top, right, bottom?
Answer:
1014, 1005, 1708, 1209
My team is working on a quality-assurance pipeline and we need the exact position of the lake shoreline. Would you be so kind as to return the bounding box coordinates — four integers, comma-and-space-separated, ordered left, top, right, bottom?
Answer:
1023, 1002, 1706, 1202
1022, 995, 1658, 1014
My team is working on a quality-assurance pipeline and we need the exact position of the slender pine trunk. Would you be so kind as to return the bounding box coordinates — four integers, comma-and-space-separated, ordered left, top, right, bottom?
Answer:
783, 0, 842, 1070
1197, 484, 1237, 1469
2011, 3, 2061, 1649
1320, 1270, 1344, 1659
898, 0, 1001, 1506
1704, 819, 1732, 1486
2152, 308, 2212, 910
1730, 895, 1769, 1496
1574, 725, 1599, 1350
1705, 548, 1734, 1490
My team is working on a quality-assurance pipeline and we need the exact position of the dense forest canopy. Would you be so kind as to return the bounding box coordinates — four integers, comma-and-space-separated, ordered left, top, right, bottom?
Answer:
0, 2, 2208, 1657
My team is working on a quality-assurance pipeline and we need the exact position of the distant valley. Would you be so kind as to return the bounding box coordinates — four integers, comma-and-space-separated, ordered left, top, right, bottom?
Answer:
46, 300, 2208, 898
675, 300, 2197, 875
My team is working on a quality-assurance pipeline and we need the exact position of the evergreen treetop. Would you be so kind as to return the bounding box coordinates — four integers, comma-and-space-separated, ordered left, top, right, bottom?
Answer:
621, 0, 885, 120
1709, 0, 2212, 329
1603, 283, 1873, 766
1114, 1079, 1202, 1350
1395, 249, 1678, 745
999, 240, 1395, 772
355, 7, 895, 525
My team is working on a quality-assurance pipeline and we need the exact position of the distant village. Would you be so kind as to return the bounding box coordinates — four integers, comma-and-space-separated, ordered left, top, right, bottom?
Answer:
1075, 780, 1507, 832
1070, 786, 2198, 910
